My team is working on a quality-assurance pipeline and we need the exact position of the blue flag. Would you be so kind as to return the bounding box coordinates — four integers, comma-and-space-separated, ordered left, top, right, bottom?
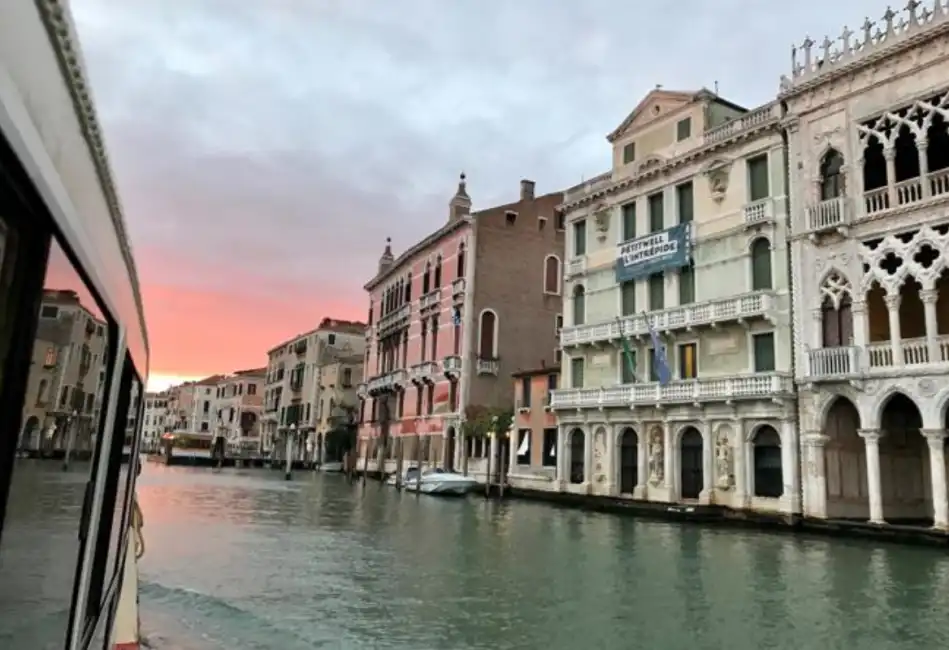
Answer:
452, 307, 462, 326
645, 313, 671, 385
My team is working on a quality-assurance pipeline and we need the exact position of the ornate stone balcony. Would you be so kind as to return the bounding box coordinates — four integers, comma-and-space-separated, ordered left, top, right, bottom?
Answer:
804, 196, 851, 237
452, 278, 466, 297
367, 374, 394, 394
742, 197, 775, 227
419, 289, 441, 312
356, 382, 368, 399
561, 291, 775, 348
476, 357, 499, 376
377, 303, 410, 336
410, 361, 439, 384
863, 169, 949, 218
806, 335, 949, 380
551, 373, 793, 410
565, 256, 586, 278
442, 355, 462, 378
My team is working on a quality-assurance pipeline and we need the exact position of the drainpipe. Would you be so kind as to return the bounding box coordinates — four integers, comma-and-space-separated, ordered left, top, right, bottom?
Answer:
458, 217, 477, 473
780, 100, 804, 517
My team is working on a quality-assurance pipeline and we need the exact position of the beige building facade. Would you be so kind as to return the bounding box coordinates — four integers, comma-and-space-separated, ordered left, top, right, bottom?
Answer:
552, 88, 798, 514
19, 289, 108, 454
212, 368, 266, 450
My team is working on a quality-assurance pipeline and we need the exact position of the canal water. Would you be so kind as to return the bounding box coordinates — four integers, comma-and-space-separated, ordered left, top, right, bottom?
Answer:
137, 465, 949, 650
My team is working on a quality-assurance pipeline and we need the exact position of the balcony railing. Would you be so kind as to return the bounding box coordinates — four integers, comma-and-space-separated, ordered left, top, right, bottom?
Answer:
476, 357, 499, 376
805, 196, 850, 234
367, 374, 394, 393
377, 303, 410, 334
703, 103, 780, 146
452, 278, 466, 296
419, 289, 441, 311
561, 291, 774, 348
410, 361, 438, 383
566, 256, 586, 277
864, 169, 949, 218
442, 355, 462, 376
551, 373, 792, 409
742, 198, 774, 226
807, 336, 949, 379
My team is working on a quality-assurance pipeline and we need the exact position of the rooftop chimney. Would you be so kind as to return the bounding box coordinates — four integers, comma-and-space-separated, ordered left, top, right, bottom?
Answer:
520, 179, 535, 201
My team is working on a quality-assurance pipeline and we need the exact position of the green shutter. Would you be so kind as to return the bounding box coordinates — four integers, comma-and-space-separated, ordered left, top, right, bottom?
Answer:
573, 220, 587, 256
621, 281, 636, 315
748, 155, 770, 201
676, 118, 692, 141
676, 182, 693, 224
622, 202, 636, 241
571, 357, 584, 388
623, 142, 636, 164
678, 264, 694, 304
649, 193, 664, 232
753, 333, 776, 372
649, 273, 664, 310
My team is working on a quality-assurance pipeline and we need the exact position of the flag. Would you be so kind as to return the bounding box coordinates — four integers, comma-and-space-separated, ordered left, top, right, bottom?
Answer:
645, 312, 671, 385
452, 307, 462, 326
615, 317, 637, 383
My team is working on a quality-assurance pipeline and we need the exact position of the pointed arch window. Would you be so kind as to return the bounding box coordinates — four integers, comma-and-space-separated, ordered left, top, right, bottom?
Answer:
572, 285, 586, 326
544, 255, 561, 295
750, 238, 772, 290
479, 310, 497, 359
423, 262, 431, 294
404, 275, 412, 302
457, 242, 466, 279
434, 255, 443, 287
821, 293, 853, 348
820, 149, 845, 201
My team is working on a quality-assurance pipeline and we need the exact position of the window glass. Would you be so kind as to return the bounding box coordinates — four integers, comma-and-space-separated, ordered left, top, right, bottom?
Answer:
0, 238, 113, 649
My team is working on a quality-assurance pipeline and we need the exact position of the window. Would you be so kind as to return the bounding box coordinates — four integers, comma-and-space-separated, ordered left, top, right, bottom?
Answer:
572, 220, 587, 256
648, 349, 660, 382
543, 428, 557, 467
423, 262, 431, 294
621, 281, 636, 316
520, 377, 531, 408
679, 262, 695, 305
648, 192, 664, 232
342, 368, 353, 386
747, 154, 770, 202
570, 357, 584, 388
623, 141, 636, 164
478, 310, 497, 358
676, 181, 693, 224
516, 429, 531, 464
505, 211, 517, 225
820, 149, 845, 200
648, 273, 664, 310
621, 202, 636, 241
248, 383, 257, 395
434, 255, 442, 286
750, 238, 772, 290
753, 332, 776, 372
676, 117, 692, 141
620, 349, 637, 384
543, 255, 561, 294
555, 314, 563, 335
555, 210, 565, 230
328, 333, 336, 345
572, 285, 586, 326
678, 342, 698, 379
546, 373, 557, 405
821, 294, 853, 348
456, 242, 466, 280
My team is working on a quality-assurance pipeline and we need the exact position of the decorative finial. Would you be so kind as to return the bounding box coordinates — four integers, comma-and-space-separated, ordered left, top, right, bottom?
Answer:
460, 171, 466, 182
386, 236, 391, 245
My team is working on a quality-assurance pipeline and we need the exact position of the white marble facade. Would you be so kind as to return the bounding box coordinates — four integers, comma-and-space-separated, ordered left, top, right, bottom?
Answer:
785, 2, 949, 529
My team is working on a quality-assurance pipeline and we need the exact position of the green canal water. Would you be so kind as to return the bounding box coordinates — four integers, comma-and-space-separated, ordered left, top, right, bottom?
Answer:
130, 465, 949, 650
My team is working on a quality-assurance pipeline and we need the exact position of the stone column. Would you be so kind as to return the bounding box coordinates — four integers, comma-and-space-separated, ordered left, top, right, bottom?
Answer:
583, 427, 594, 488
508, 429, 519, 473
801, 431, 829, 518
633, 422, 647, 499
921, 289, 939, 363
884, 146, 897, 208
923, 429, 949, 530
884, 294, 902, 365
781, 419, 801, 514
858, 428, 885, 524
918, 138, 930, 199
699, 420, 714, 505
662, 421, 674, 498
555, 425, 567, 489
733, 419, 747, 509
851, 300, 868, 347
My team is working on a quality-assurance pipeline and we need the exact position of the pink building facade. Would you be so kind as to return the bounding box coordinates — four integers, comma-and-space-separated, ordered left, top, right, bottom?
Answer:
357, 175, 565, 470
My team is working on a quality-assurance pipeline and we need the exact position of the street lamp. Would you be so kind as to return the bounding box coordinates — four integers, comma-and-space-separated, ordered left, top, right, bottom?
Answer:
285, 423, 297, 480
62, 409, 78, 471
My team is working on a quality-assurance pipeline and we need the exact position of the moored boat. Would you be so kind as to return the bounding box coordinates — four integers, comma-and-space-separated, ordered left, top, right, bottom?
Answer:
387, 467, 478, 495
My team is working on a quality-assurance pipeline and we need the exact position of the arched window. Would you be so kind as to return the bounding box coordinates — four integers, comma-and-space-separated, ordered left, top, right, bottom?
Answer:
820, 149, 845, 201
457, 242, 466, 279
544, 255, 561, 295
404, 274, 411, 302
434, 255, 442, 287
36, 379, 48, 406
478, 310, 497, 359
423, 262, 431, 294
572, 285, 586, 326
752, 425, 783, 498
750, 238, 772, 291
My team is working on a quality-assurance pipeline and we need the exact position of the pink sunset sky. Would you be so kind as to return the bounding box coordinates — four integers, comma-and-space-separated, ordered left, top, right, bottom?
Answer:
60, 0, 870, 391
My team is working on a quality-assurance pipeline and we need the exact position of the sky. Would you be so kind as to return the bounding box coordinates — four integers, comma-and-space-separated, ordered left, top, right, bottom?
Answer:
60, 0, 886, 390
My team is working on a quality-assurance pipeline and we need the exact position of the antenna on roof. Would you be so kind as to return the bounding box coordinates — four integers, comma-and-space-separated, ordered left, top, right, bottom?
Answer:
714, 80, 719, 94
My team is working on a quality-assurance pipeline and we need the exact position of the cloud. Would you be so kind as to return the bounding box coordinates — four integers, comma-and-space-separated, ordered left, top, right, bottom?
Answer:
68, 0, 882, 376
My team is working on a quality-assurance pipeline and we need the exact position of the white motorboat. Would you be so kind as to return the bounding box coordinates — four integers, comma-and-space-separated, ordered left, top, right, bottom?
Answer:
321, 461, 344, 473
387, 467, 478, 495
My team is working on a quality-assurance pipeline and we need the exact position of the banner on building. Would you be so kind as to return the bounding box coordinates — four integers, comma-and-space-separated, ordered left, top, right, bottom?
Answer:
615, 223, 692, 282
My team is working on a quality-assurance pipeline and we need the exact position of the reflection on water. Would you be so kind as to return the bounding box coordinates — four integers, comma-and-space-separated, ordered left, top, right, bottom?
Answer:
138, 465, 949, 650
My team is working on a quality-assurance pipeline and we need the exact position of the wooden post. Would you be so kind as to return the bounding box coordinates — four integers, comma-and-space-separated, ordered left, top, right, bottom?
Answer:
395, 437, 405, 490
377, 395, 390, 486
461, 432, 469, 476
499, 451, 506, 499
361, 436, 371, 486
414, 434, 423, 496
484, 435, 492, 498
